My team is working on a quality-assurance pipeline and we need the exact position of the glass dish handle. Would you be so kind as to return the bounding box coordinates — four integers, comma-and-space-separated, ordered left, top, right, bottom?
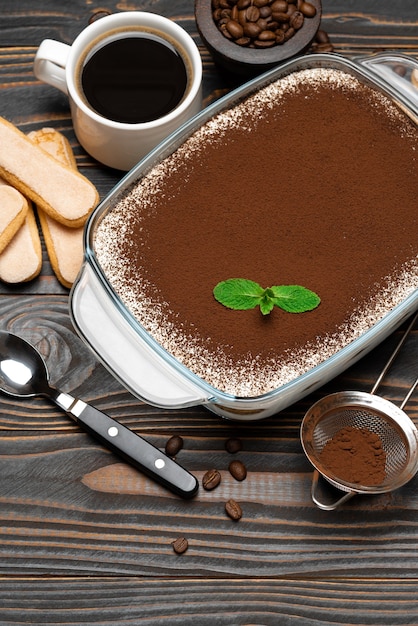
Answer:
357, 52, 418, 114
70, 263, 209, 409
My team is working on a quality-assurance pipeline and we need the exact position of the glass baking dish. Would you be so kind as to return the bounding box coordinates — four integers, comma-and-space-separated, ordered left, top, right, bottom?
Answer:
70, 52, 418, 421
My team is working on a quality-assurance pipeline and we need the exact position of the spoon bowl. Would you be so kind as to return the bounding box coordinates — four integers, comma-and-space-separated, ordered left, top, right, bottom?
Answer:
0, 331, 51, 397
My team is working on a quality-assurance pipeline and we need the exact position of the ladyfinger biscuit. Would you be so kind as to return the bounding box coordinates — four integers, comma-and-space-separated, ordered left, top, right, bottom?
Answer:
0, 180, 42, 283
0, 116, 99, 228
28, 128, 85, 288
0, 185, 28, 253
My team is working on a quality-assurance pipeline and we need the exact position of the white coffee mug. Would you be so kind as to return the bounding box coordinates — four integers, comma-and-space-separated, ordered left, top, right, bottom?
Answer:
34, 12, 203, 170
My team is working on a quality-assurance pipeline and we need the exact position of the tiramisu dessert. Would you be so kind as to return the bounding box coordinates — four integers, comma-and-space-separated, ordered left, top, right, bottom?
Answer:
94, 67, 418, 397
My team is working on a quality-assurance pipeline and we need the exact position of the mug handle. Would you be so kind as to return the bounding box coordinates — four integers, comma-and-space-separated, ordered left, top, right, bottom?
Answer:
33, 39, 71, 95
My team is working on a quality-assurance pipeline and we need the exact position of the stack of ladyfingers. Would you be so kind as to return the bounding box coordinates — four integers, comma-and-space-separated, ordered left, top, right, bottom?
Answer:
0, 116, 99, 287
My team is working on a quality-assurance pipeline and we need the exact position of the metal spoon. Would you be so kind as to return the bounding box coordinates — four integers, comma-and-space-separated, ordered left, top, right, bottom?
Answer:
0, 330, 198, 499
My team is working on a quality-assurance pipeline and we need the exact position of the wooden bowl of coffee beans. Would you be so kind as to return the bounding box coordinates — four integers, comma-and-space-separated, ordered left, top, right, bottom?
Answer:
195, 0, 321, 76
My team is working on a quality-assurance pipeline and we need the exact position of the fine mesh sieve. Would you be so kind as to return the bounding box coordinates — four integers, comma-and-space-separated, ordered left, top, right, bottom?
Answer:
300, 312, 418, 510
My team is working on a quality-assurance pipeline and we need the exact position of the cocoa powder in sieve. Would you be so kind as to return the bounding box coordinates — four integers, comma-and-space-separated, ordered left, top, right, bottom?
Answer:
319, 426, 386, 486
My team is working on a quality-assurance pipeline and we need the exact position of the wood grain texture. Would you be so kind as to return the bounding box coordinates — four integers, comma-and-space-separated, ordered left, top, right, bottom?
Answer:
0, 0, 417, 622
1, 578, 418, 625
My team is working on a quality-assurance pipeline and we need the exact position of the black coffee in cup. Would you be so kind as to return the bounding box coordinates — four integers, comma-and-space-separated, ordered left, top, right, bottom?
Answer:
80, 29, 189, 124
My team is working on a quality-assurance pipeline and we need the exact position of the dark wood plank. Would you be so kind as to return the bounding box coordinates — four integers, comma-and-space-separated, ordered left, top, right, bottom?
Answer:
1, 578, 418, 624
320, 0, 418, 57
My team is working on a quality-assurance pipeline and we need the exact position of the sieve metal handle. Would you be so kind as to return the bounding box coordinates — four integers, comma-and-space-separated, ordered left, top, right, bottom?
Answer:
371, 311, 418, 397
400, 376, 418, 411
311, 470, 356, 511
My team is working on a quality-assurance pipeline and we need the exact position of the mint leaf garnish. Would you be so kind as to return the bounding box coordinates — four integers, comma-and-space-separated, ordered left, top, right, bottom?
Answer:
270, 285, 321, 313
213, 278, 265, 310
213, 279, 320, 315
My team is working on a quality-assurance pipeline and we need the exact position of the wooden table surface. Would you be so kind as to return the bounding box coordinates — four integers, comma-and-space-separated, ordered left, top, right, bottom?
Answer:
1, 1, 418, 623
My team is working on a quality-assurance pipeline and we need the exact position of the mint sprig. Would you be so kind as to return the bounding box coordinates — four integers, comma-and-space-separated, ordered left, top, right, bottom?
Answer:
213, 278, 320, 315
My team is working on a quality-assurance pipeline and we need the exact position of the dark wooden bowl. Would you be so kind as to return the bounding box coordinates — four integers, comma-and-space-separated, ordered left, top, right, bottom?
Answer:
195, 0, 322, 77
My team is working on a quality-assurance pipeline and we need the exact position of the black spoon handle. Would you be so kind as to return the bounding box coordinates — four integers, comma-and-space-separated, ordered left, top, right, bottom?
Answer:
52, 390, 198, 499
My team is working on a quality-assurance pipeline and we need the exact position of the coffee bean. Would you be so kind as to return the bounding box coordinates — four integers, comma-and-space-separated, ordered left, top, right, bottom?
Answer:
259, 5, 272, 18
258, 29, 276, 41
88, 9, 112, 24
165, 435, 183, 457
229, 459, 247, 481
315, 29, 330, 43
254, 38, 276, 47
312, 41, 334, 53
275, 29, 285, 43
290, 11, 304, 29
225, 437, 243, 454
220, 23, 234, 38
202, 468, 222, 490
283, 26, 295, 40
236, 36, 252, 46
271, 0, 288, 10
171, 537, 188, 554
237, 0, 251, 9
225, 498, 243, 520
243, 21, 261, 38
299, 1, 316, 17
226, 19, 244, 38
272, 11, 290, 22
246, 6, 260, 21
256, 18, 271, 30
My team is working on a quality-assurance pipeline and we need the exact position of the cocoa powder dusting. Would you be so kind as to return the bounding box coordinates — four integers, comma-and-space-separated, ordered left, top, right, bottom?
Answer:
319, 426, 387, 486
95, 68, 418, 397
